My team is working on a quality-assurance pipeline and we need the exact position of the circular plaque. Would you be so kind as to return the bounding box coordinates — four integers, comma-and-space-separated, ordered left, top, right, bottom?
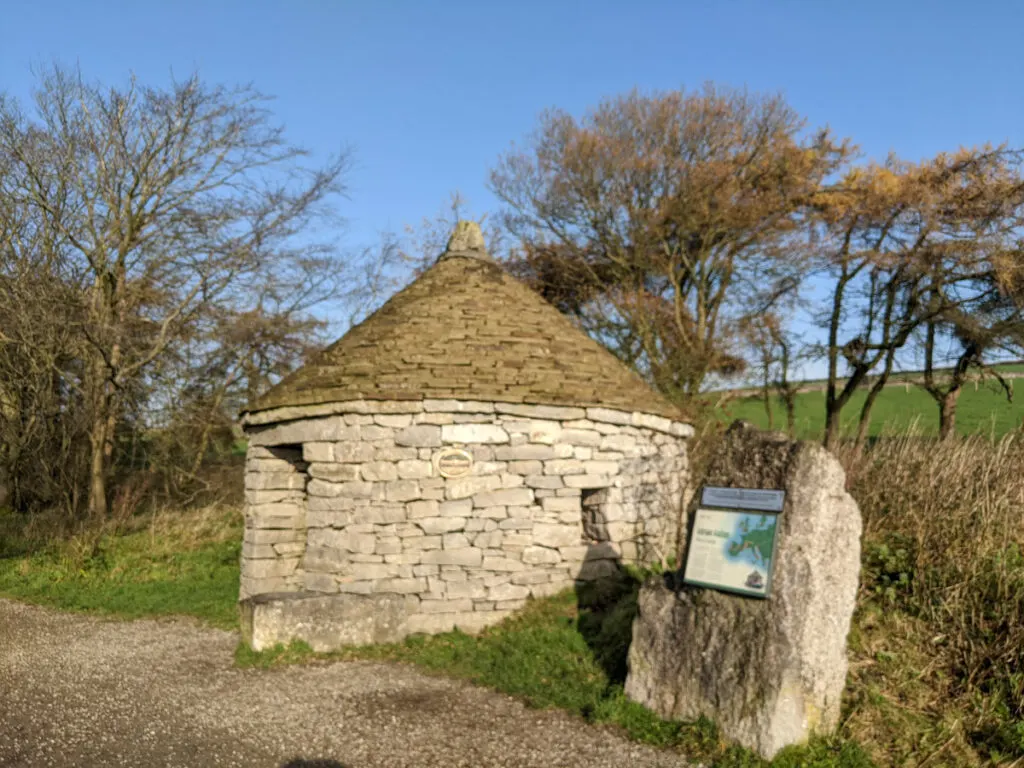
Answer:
434, 448, 474, 478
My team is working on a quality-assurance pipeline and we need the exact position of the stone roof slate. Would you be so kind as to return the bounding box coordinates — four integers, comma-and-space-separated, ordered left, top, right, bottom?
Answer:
245, 228, 680, 420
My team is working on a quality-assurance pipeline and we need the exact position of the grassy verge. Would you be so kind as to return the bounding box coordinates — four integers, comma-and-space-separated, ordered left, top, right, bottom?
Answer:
0, 504, 242, 629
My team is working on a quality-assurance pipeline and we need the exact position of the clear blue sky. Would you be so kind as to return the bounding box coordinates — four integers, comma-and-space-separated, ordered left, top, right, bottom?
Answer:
3, 0, 1023, 376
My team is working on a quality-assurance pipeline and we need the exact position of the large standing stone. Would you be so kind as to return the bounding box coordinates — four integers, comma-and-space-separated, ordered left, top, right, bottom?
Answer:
624, 422, 861, 759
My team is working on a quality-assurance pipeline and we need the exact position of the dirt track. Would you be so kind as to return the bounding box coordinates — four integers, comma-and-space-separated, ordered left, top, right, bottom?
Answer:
0, 599, 689, 768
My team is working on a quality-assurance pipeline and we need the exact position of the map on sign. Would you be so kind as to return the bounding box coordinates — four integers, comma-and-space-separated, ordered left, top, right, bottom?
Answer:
682, 486, 783, 598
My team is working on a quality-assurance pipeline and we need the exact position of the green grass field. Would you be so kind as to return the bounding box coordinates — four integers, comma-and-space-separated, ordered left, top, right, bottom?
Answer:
714, 377, 1024, 439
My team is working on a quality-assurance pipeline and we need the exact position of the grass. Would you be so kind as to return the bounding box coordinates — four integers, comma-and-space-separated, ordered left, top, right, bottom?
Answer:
713, 377, 1024, 439
0, 504, 243, 629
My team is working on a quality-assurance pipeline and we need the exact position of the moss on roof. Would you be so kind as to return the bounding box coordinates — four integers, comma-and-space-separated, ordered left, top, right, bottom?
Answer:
246, 235, 680, 420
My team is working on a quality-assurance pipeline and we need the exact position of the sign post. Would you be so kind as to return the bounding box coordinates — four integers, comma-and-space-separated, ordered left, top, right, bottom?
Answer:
682, 486, 784, 598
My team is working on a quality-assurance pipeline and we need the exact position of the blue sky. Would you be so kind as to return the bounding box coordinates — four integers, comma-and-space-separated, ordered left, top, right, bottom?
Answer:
3, 0, 1023, 378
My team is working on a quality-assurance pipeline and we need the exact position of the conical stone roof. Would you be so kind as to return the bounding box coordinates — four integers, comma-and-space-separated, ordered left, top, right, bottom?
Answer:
245, 222, 679, 420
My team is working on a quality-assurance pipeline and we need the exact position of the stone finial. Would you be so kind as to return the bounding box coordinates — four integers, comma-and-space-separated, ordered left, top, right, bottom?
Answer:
439, 220, 493, 263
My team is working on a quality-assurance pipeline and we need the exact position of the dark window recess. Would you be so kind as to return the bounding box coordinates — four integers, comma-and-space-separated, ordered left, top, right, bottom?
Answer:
581, 487, 609, 542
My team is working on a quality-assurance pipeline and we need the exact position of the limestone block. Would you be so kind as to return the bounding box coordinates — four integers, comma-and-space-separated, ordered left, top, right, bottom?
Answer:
246, 458, 302, 474
438, 498, 472, 517
303, 443, 334, 463
526, 420, 562, 445
524, 474, 563, 489
244, 528, 303, 545
374, 445, 419, 461
586, 407, 632, 425
334, 442, 376, 462
304, 572, 339, 593
670, 422, 695, 438
630, 412, 674, 434
573, 447, 593, 460
481, 556, 525, 572
494, 444, 554, 461
422, 399, 495, 413
533, 523, 581, 548
420, 548, 483, 566
540, 496, 580, 513
245, 489, 302, 505
308, 463, 360, 482
345, 413, 375, 425
489, 583, 530, 602
446, 579, 488, 600
542, 459, 585, 476
360, 462, 398, 481
375, 537, 402, 555
384, 480, 421, 502
510, 570, 552, 585
563, 474, 614, 489
246, 417, 357, 446
407, 500, 440, 519
441, 424, 510, 444
245, 472, 305, 491
374, 414, 413, 428
443, 532, 471, 549
402, 535, 442, 551
308, 479, 373, 498
472, 488, 533, 507
245, 557, 300, 579
395, 425, 442, 447
559, 429, 603, 447
242, 542, 276, 559
600, 434, 638, 453
499, 518, 534, 530
521, 545, 561, 565
473, 530, 503, 549
416, 517, 465, 535
495, 403, 586, 420
362, 505, 406, 524
240, 592, 410, 651
445, 474, 501, 500
374, 577, 427, 594
397, 459, 433, 479
623, 423, 861, 759
507, 460, 543, 476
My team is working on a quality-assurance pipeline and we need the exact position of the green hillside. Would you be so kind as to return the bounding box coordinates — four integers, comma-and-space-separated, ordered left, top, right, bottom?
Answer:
714, 378, 1024, 439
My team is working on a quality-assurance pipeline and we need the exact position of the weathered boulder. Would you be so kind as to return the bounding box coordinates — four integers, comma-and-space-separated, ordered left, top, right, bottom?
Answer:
624, 422, 861, 759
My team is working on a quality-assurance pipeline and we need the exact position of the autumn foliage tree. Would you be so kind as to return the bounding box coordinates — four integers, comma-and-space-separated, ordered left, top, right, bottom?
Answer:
813, 147, 1024, 446
491, 86, 853, 400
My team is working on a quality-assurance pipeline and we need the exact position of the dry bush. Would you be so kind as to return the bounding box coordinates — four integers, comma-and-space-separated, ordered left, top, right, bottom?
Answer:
836, 431, 1024, 760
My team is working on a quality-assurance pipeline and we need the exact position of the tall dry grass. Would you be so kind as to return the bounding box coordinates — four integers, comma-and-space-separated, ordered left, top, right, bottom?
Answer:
837, 432, 1024, 730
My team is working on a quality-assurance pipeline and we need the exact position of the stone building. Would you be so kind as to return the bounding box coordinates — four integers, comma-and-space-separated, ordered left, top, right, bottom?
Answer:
239, 222, 692, 650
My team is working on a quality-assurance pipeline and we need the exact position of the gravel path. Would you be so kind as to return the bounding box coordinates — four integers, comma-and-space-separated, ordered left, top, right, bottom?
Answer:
0, 599, 690, 768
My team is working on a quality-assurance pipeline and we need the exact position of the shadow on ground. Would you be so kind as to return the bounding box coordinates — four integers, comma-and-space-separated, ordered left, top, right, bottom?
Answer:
281, 760, 348, 768
572, 543, 646, 686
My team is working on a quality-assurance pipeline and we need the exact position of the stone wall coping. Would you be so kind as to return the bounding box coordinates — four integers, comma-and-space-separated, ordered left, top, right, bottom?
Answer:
241, 398, 693, 438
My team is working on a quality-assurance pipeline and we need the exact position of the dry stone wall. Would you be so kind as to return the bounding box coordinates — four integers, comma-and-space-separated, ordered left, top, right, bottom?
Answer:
240, 399, 691, 644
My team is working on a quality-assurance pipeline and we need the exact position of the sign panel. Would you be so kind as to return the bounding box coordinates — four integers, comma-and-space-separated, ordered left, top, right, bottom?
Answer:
434, 448, 474, 478
683, 486, 784, 598
701, 486, 785, 513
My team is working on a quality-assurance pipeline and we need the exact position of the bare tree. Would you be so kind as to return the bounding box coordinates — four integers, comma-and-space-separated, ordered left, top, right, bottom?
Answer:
0, 67, 348, 518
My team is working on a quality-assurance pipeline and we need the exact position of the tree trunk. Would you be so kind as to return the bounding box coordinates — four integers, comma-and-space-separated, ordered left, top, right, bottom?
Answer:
823, 406, 842, 451
87, 422, 108, 519
939, 388, 961, 440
